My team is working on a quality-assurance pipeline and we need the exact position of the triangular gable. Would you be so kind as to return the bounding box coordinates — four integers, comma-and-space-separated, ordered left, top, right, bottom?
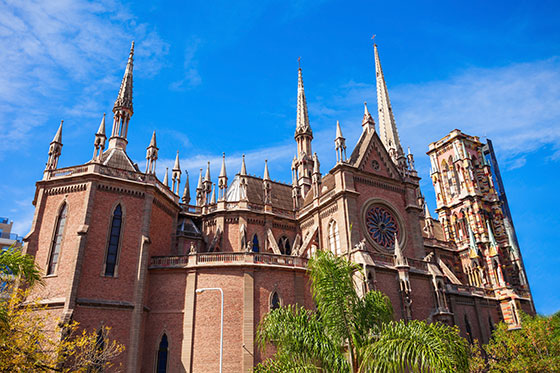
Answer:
348, 130, 402, 181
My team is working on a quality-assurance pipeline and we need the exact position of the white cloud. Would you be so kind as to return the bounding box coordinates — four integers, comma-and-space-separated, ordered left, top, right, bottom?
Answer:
0, 0, 169, 156
170, 38, 202, 90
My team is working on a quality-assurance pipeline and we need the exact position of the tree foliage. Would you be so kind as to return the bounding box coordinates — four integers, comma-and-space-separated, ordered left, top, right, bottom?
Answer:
474, 311, 560, 372
255, 250, 469, 372
0, 247, 124, 371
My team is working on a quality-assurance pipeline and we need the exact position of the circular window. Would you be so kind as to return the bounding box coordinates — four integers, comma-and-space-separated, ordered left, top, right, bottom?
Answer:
365, 205, 400, 249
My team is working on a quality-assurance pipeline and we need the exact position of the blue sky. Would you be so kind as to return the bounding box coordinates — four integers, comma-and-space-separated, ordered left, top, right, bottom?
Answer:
1, 0, 559, 314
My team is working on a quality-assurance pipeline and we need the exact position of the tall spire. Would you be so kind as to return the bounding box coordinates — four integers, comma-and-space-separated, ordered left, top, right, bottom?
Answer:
163, 167, 169, 187
109, 41, 134, 151
294, 62, 314, 198
295, 64, 312, 137
172, 151, 182, 195
52, 120, 63, 144
374, 44, 405, 164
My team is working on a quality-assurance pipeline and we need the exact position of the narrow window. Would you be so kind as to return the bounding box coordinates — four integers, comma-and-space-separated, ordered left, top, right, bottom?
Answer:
156, 333, 168, 373
252, 234, 259, 253
105, 204, 123, 277
47, 203, 68, 275
464, 314, 474, 343
270, 291, 280, 310
92, 329, 105, 371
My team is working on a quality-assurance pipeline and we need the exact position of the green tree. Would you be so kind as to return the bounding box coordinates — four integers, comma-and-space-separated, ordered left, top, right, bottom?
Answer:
481, 311, 560, 372
0, 245, 124, 371
255, 251, 469, 372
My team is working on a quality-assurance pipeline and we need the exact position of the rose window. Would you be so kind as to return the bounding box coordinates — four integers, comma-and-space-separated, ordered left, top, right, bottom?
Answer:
365, 205, 399, 249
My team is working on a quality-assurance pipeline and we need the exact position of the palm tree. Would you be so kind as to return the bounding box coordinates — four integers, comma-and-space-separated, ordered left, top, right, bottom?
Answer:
255, 251, 469, 372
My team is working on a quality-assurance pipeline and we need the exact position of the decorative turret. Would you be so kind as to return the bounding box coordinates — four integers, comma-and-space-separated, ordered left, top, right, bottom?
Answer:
182, 170, 191, 204
239, 155, 248, 201
172, 151, 182, 195
423, 203, 434, 238
93, 114, 107, 161
334, 121, 347, 163
294, 63, 314, 198
407, 147, 416, 171
263, 160, 272, 207
487, 220, 498, 257
145, 131, 158, 174
203, 161, 212, 205
291, 155, 300, 210
218, 153, 228, 201
394, 233, 412, 320
468, 224, 479, 259
108, 41, 134, 151
374, 44, 406, 169
196, 168, 204, 206
362, 102, 375, 133
311, 153, 321, 198
210, 183, 216, 205
46, 120, 63, 170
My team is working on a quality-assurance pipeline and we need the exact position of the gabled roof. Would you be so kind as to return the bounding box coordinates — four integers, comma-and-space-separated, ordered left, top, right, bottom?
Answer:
99, 147, 138, 172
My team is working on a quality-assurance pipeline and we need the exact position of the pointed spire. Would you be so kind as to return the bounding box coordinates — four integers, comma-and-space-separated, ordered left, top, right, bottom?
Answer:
312, 153, 320, 175
240, 154, 247, 176
97, 114, 106, 136
182, 170, 191, 204
163, 167, 169, 187
149, 130, 157, 148
173, 151, 181, 171
424, 202, 432, 219
468, 224, 479, 259
362, 102, 375, 132
210, 183, 216, 204
52, 120, 63, 144
487, 221, 498, 257
145, 131, 158, 174
295, 64, 312, 137
219, 153, 227, 178
114, 41, 134, 112
263, 160, 270, 181
197, 168, 203, 189
335, 120, 343, 139
374, 44, 404, 159
204, 161, 211, 182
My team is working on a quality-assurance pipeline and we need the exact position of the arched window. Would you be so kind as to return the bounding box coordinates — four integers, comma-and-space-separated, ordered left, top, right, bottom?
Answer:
270, 291, 281, 310
278, 236, 291, 255
328, 220, 341, 256
156, 333, 168, 373
104, 204, 123, 277
47, 203, 68, 275
252, 234, 259, 253
464, 314, 474, 343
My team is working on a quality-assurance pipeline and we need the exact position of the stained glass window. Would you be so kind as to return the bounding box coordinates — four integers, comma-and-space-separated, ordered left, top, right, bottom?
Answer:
365, 205, 399, 249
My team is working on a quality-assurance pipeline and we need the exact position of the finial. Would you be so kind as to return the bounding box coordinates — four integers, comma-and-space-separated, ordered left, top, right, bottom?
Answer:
197, 168, 203, 189
240, 154, 247, 176
52, 120, 63, 143
173, 151, 181, 171
335, 120, 343, 139
163, 167, 169, 187
298, 56, 301, 69
97, 114, 106, 135
210, 183, 216, 204
204, 161, 211, 181
219, 152, 227, 178
182, 170, 190, 204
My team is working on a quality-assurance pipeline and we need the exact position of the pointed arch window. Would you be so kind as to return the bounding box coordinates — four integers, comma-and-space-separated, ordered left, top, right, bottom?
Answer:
47, 203, 68, 275
104, 204, 123, 277
278, 236, 291, 255
156, 333, 169, 373
252, 234, 259, 253
270, 291, 281, 310
328, 220, 341, 256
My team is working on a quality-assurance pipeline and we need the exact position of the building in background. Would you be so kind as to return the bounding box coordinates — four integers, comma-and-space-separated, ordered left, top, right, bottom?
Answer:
22, 42, 534, 372
0, 217, 23, 250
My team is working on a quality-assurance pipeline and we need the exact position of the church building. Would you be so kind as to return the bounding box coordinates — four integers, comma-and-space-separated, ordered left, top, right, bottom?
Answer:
23, 41, 534, 372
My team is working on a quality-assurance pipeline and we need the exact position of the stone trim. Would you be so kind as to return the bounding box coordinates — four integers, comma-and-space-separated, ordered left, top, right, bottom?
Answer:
44, 183, 87, 196
354, 176, 405, 194
97, 183, 144, 198
76, 298, 134, 309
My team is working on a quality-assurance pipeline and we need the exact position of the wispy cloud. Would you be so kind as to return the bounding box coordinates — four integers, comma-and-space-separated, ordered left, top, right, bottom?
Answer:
0, 0, 169, 156
170, 38, 202, 91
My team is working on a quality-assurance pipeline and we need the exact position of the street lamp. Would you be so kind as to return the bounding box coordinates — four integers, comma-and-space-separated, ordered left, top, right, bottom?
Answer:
195, 287, 224, 373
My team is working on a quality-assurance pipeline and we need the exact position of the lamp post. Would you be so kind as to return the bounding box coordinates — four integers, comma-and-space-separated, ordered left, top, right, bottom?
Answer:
195, 287, 224, 373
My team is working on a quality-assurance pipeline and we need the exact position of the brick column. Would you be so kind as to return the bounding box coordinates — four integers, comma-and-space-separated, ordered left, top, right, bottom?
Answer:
242, 270, 254, 371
